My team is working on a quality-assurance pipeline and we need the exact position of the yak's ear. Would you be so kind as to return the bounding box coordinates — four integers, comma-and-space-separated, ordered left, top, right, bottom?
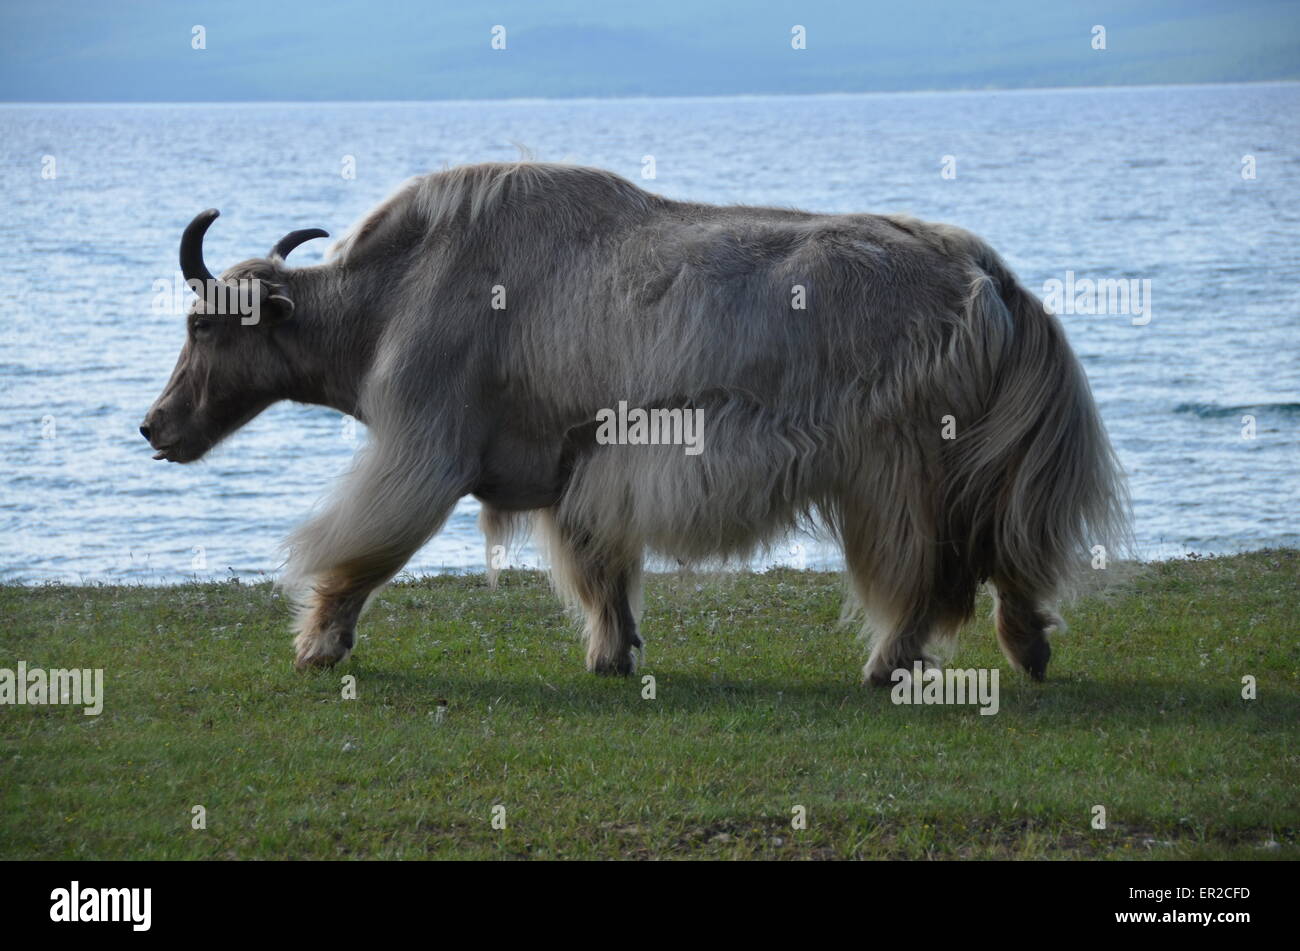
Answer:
259, 289, 296, 325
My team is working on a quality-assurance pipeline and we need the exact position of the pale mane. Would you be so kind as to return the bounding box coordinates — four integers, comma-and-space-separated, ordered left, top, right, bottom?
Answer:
330, 161, 654, 265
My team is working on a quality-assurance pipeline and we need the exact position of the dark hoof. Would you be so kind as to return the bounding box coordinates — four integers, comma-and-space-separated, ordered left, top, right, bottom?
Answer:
1023, 639, 1051, 682
588, 652, 637, 677
867, 670, 896, 689
864, 656, 935, 689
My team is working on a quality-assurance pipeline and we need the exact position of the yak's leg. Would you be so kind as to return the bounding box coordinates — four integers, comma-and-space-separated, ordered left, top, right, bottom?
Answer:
537, 509, 644, 676
293, 578, 372, 670
855, 567, 975, 687
479, 504, 529, 590
862, 609, 945, 687
284, 447, 471, 669
479, 504, 507, 590
990, 581, 1061, 681
583, 568, 642, 676
838, 494, 972, 687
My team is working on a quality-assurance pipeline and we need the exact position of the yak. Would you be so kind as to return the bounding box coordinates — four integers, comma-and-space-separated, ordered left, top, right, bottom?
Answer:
142, 161, 1127, 684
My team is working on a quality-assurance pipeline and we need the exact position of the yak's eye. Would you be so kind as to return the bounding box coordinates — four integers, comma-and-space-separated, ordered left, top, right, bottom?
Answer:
192, 316, 215, 334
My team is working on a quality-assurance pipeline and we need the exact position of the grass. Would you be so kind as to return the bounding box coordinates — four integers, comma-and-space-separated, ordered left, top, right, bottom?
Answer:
1, 550, 1296, 860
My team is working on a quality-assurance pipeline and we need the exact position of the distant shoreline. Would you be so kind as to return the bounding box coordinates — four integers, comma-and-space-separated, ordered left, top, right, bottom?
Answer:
4, 78, 1299, 108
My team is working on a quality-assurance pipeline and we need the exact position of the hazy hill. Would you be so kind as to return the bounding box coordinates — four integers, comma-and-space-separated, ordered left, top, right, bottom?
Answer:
2, 0, 1298, 101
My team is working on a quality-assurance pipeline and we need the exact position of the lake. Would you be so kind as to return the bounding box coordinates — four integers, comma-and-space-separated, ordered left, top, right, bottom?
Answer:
1, 83, 1297, 582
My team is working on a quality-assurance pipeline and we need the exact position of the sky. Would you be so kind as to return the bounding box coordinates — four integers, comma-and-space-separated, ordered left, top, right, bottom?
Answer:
1, 0, 1298, 101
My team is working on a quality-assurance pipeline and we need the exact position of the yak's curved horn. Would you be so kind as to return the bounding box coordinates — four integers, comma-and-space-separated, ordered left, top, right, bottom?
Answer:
269, 228, 329, 261
180, 209, 220, 285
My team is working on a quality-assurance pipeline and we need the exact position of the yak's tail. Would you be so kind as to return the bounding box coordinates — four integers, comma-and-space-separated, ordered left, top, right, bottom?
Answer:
941, 251, 1131, 601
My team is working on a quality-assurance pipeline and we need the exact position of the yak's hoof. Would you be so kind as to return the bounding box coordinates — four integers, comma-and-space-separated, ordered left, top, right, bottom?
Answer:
865, 669, 895, 689
293, 631, 353, 671
588, 650, 638, 677
1022, 639, 1051, 682
863, 654, 939, 689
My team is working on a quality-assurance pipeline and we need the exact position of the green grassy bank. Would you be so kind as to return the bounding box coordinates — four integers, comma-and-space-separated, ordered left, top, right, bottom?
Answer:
1, 550, 1295, 859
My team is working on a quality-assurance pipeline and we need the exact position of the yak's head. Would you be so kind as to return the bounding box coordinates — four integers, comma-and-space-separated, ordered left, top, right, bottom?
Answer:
141, 210, 327, 463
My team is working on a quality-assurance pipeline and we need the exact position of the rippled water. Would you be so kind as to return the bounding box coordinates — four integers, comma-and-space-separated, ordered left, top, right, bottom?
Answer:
2, 84, 1297, 583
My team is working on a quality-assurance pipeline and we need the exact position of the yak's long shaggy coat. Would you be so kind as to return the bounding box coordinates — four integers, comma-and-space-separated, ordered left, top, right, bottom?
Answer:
255, 162, 1125, 682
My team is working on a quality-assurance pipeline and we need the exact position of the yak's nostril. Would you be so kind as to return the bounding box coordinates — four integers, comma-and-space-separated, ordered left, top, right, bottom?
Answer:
139, 424, 152, 441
